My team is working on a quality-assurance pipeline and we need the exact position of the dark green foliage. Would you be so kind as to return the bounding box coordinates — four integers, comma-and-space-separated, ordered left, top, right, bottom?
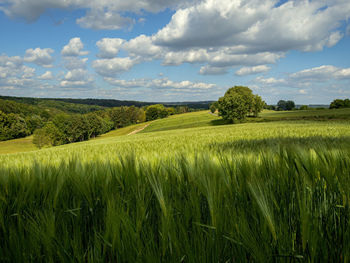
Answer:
252, 95, 264, 117
109, 106, 143, 128
32, 122, 63, 148
0, 111, 30, 140
146, 104, 169, 121
218, 86, 264, 122
0, 99, 50, 119
210, 101, 219, 113
266, 105, 276, 110
218, 94, 249, 122
277, 100, 295, 111
330, 98, 350, 109
210, 104, 216, 113
31, 106, 145, 147
0, 95, 212, 110
0, 146, 349, 262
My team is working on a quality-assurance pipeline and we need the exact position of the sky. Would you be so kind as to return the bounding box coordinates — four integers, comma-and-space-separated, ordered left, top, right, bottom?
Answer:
0, 0, 349, 104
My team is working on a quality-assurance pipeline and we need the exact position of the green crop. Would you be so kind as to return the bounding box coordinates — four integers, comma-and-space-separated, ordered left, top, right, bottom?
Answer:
0, 113, 350, 262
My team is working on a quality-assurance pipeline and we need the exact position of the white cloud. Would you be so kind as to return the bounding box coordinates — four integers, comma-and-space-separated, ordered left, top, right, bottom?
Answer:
61, 37, 89, 56
60, 68, 94, 88
289, 65, 350, 81
86, 0, 349, 73
92, 57, 140, 77
253, 65, 350, 90
96, 38, 125, 58
235, 65, 270, 76
199, 65, 228, 75
38, 71, 54, 80
77, 9, 134, 30
24, 47, 54, 67
63, 57, 88, 70
104, 76, 216, 92
153, 0, 350, 53
0, 54, 38, 90
123, 35, 163, 58
0, 0, 194, 29
255, 76, 286, 85
334, 68, 350, 79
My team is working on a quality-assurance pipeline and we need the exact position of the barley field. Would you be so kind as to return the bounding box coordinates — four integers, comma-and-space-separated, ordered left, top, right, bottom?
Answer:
1, 111, 350, 262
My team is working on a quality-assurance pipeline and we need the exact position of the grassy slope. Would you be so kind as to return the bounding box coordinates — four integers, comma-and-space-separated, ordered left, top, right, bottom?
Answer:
141, 111, 221, 133
0, 122, 149, 154
1, 108, 349, 155
2, 119, 350, 168
259, 108, 350, 120
0, 136, 37, 154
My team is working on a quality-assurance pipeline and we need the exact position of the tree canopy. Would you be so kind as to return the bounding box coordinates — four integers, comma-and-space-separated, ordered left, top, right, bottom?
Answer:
330, 99, 350, 109
277, 100, 295, 111
145, 104, 169, 121
217, 86, 264, 123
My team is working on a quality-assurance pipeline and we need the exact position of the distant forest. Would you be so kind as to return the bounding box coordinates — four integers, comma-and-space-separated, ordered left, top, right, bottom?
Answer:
0, 95, 211, 146
0, 96, 212, 111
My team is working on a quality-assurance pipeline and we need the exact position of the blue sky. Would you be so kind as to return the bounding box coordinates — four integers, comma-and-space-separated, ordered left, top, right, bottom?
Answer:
0, 0, 349, 104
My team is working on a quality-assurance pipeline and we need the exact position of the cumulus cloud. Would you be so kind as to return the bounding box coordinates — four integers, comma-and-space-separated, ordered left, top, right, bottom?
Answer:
60, 68, 94, 88
96, 38, 125, 58
83, 0, 350, 74
24, 48, 54, 67
92, 57, 140, 77
38, 71, 54, 80
123, 35, 163, 58
0, 54, 37, 90
154, 0, 350, 53
0, 0, 193, 29
235, 65, 270, 76
61, 37, 89, 56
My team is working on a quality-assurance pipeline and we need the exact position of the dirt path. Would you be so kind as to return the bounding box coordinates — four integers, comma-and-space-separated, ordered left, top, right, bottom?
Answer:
127, 123, 151, 135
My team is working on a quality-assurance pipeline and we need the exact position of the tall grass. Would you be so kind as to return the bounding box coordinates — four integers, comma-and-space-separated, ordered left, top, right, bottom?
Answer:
1, 120, 350, 262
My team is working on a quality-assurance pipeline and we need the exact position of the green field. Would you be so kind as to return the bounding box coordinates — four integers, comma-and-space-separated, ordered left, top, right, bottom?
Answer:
1, 109, 350, 261
0, 135, 37, 154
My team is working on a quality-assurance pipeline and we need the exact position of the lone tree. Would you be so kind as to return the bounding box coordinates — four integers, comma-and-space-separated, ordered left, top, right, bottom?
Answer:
217, 86, 264, 123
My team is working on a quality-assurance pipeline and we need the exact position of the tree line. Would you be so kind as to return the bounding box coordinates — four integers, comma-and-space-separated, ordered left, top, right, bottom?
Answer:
0, 95, 212, 110
0, 97, 197, 148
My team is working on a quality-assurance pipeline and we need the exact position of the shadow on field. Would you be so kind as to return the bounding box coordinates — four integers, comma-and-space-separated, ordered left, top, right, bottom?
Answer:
208, 135, 350, 153
210, 119, 230, 126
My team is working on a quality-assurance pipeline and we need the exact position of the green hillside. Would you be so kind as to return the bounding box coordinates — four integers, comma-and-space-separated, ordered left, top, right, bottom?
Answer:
2, 108, 350, 155
1, 109, 350, 261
